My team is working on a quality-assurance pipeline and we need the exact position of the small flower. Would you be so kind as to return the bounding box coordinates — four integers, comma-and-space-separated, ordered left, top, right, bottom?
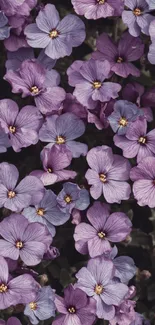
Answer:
4, 60, 66, 114
22, 189, 70, 236
24, 4, 86, 59
39, 113, 87, 158
85, 146, 131, 203
0, 256, 38, 309
0, 11, 10, 40
114, 118, 155, 163
0, 162, 45, 212
74, 201, 132, 257
92, 32, 144, 78
67, 59, 121, 109
130, 156, 155, 207
31, 146, 77, 186
53, 284, 96, 325
130, 313, 151, 325
0, 317, 22, 325
0, 214, 52, 266
0, 0, 37, 17
57, 182, 90, 213
76, 257, 128, 320
108, 100, 143, 135
24, 286, 56, 324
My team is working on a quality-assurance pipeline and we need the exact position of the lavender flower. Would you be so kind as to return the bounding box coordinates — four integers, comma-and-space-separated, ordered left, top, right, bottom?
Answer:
146, 0, 155, 10
130, 313, 151, 325
76, 257, 128, 320
0, 127, 10, 153
22, 189, 70, 236
130, 157, 155, 207
0, 0, 37, 17
92, 32, 144, 78
122, 0, 154, 37
62, 93, 87, 119
0, 214, 52, 266
67, 59, 121, 109
53, 284, 96, 325
0, 256, 38, 309
114, 118, 155, 163
0, 11, 10, 40
0, 99, 43, 152
31, 146, 77, 186
24, 4, 86, 59
108, 100, 143, 135
0, 317, 22, 325
74, 201, 132, 257
24, 286, 55, 324
39, 113, 87, 158
57, 182, 90, 213
85, 146, 131, 203
0, 162, 45, 212
4, 60, 66, 114
71, 0, 124, 19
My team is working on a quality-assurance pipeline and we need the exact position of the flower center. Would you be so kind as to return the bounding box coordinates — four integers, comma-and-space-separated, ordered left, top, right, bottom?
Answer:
29, 302, 37, 310
16, 241, 23, 249
0, 284, 7, 293
31, 86, 39, 95
95, 284, 104, 295
119, 117, 128, 127
117, 56, 123, 63
93, 81, 102, 89
56, 135, 66, 144
133, 8, 142, 16
138, 136, 146, 144
68, 306, 76, 313
97, 0, 105, 3
99, 173, 107, 183
47, 168, 52, 173
49, 29, 59, 39
98, 231, 106, 239
64, 195, 72, 203
8, 190, 16, 198
9, 126, 16, 133
37, 208, 45, 216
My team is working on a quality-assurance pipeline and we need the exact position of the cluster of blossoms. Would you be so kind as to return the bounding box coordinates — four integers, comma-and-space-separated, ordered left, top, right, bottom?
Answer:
0, 0, 154, 325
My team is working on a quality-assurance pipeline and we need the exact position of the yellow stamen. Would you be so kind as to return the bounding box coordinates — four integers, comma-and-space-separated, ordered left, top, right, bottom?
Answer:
98, 231, 106, 239
47, 168, 52, 173
119, 117, 128, 127
9, 126, 16, 133
49, 29, 59, 39
8, 191, 16, 198
56, 135, 65, 145
117, 57, 123, 63
133, 8, 142, 16
93, 81, 102, 89
97, 0, 105, 3
95, 284, 104, 295
37, 208, 45, 216
31, 86, 39, 95
29, 302, 37, 310
64, 195, 72, 204
138, 136, 146, 144
16, 241, 23, 249
68, 307, 76, 313
99, 173, 107, 183
0, 284, 7, 293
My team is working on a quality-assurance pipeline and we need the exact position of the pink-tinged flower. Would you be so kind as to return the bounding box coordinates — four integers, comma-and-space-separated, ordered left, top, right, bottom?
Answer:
74, 201, 132, 257
0, 162, 45, 212
67, 59, 121, 109
53, 284, 96, 325
87, 100, 115, 130
62, 93, 87, 120
71, 0, 124, 19
0, 317, 22, 325
4, 60, 66, 114
0, 0, 37, 17
0, 214, 52, 266
0, 256, 38, 309
130, 157, 155, 207
0, 99, 43, 152
85, 146, 131, 203
92, 32, 144, 78
31, 146, 77, 186
24, 4, 86, 59
76, 257, 128, 320
114, 118, 155, 163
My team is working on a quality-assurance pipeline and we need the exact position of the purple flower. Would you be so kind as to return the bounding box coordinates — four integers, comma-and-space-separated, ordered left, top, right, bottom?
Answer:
122, 0, 154, 37
108, 100, 143, 135
31, 146, 77, 186
67, 59, 121, 109
71, 0, 124, 19
0, 127, 10, 153
92, 32, 144, 78
130, 313, 151, 325
76, 257, 128, 320
53, 284, 96, 325
57, 182, 90, 213
114, 118, 155, 163
43, 245, 60, 260
0, 214, 52, 266
0, 317, 22, 325
85, 146, 131, 203
148, 20, 155, 64
0, 99, 43, 152
22, 189, 70, 236
24, 286, 56, 324
87, 100, 115, 130
0, 11, 10, 40
0, 256, 38, 309
62, 93, 87, 120
4, 59, 66, 114
74, 201, 132, 257
130, 157, 155, 207
0, 162, 45, 212
122, 83, 153, 122
24, 4, 86, 59
39, 113, 88, 158
0, 0, 37, 17
109, 289, 136, 325
146, 0, 155, 10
